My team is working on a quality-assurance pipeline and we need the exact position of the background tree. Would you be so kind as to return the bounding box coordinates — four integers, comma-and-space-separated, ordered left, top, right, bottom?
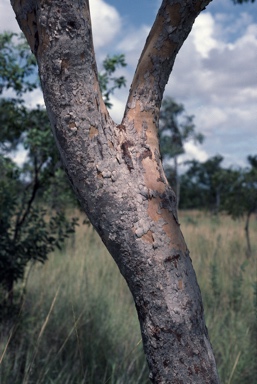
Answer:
180, 155, 228, 213
0, 154, 77, 307
0, 32, 127, 306
159, 96, 204, 205
98, 54, 127, 109
10, 1, 220, 383
0, 32, 37, 95
223, 155, 257, 257
179, 154, 257, 257
0, 34, 78, 305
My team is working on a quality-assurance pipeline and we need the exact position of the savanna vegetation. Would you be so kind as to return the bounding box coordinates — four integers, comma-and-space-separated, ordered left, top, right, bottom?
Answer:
0, 28, 256, 384
0, 211, 256, 384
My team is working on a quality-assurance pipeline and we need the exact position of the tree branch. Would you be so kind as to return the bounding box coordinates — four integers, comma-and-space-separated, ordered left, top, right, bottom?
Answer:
123, 0, 211, 147
13, 156, 41, 242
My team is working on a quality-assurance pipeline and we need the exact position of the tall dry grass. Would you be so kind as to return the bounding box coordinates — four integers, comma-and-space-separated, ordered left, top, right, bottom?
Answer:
180, 211, 257, 384
0, 211, 256, 383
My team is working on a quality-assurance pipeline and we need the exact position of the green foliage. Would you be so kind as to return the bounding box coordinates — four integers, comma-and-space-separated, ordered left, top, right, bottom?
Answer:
0, 98, 28, 151
180, 155, 257, 255
159, 97, 204, 162
0, 155, 78, 304
159, 97, 204, 200
98, 54, 127, 108
0, 33, 78, 303
223, 155, 257, 219
180, 155, 228, 211
0, 32, 128, 304
0, 32, 37, 95
222, 155, 257, 256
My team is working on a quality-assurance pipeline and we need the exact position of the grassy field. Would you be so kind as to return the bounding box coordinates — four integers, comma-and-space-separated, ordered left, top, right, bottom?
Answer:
0, 211, 256, 384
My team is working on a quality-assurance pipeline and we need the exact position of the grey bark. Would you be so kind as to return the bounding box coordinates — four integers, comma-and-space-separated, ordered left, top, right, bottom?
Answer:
11, 0, 220, 382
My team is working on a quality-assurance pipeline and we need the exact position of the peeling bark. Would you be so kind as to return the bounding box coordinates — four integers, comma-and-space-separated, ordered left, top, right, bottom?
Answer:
10, 0, 220, 382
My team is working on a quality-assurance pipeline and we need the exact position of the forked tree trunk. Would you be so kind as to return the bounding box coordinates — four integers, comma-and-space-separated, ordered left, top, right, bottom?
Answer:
11, 0, 220, 382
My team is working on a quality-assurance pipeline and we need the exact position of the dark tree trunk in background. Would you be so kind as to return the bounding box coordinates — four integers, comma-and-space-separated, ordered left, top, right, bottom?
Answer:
245, 210, 253, 257
174, 155, 180, 207
11, 0, 220, 382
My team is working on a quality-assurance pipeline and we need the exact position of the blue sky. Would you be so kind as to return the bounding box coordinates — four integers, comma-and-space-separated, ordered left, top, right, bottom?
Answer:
1, 0, 257, 168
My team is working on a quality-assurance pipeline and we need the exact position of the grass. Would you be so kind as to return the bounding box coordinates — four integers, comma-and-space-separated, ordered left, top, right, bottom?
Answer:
0, 211, 256, 384
180, 211, 257, 384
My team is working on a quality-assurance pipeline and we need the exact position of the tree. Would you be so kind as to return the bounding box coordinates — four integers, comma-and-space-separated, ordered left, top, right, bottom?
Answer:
0, 32, 128, 305
0, 110, 78, 307
0, 154, 78, 306
179, 154, 257, 257
0, 31, 37, 95
98, 53, 127, 109
0, 33, 78, 305
159, 97, 204, 205
180, 155, 228, 213
10, 1, 220, 383
223, 155, 257, 257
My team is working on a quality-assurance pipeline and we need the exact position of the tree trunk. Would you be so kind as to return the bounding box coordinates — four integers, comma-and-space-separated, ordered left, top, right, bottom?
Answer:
214, 186, 221, 215
245, 210, 252, 258
10, 0, 220, 382
174, 155, 180, 207
7, 278, 14, 306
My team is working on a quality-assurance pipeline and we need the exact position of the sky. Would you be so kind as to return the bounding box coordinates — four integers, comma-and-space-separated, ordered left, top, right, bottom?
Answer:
1, 0, 257, 168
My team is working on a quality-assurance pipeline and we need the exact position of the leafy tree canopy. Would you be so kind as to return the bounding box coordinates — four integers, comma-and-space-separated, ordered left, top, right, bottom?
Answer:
159, 97, 204, 162
0, 32, 37, 95
0, 32, 128, 305
99, 54, 127, 109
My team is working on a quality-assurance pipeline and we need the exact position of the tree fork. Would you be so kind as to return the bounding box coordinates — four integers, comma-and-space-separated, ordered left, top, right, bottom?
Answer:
11, 0, 220, 382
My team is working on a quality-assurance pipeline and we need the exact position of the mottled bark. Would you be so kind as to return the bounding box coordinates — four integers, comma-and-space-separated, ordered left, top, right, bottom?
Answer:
10, 0, 220, 382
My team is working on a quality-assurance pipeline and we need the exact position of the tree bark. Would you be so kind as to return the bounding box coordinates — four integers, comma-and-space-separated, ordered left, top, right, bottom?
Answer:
10, 0, 220, 382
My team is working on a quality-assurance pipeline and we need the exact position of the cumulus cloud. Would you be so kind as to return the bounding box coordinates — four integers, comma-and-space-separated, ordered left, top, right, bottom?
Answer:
90, 0, 121, 49
183, 142, 209, 162
191, 13, 220, 58
165, 10, 257, 166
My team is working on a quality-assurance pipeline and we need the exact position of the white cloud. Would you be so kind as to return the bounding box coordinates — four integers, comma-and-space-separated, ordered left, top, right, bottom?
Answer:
8, 146, 28, 167
89, 0, 121, 49
196, 107, 227, 133
0, 0, 21, 34
107, 95, 126, 123
23, 88, 45, 109
191, 13, 220, 58
183, 141, 209, 162
166, 10, 257, 166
